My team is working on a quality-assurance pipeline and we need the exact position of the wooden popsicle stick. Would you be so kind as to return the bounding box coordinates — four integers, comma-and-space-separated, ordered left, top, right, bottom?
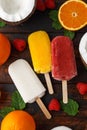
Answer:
62, 80, 68, 104
44, 73, 54, 94
36, 97, 52, 119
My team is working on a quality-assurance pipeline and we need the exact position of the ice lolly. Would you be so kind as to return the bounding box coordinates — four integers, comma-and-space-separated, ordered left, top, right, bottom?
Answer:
51, 36, 77, 103
28, 31, 54, 94
8, 59, 51, 119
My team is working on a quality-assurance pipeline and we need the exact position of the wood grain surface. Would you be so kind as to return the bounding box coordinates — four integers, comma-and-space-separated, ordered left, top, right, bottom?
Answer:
0, 0, 87, 130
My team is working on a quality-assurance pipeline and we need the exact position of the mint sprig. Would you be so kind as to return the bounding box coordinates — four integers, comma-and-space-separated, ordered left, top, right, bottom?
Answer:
49, 10, 75, 39
52, 20, 62, 30
49, 10, 62, 30
60, 99, 79, 116
11, 91, 26, 110
0, 90, 26, 118
63, 30, 75, 40
0, 107, 15, 118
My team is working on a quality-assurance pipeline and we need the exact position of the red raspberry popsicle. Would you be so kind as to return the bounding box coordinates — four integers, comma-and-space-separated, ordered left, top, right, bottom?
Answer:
51, 36, 77, 103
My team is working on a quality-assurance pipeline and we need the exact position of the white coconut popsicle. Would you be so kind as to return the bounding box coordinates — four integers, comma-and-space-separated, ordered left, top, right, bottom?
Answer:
8, 59, 51, 119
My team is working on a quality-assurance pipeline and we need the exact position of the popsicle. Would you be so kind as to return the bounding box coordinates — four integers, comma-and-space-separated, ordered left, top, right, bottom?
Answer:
28, 31, 54, 94
8, 59, 51, 119
51, 36, 77, 103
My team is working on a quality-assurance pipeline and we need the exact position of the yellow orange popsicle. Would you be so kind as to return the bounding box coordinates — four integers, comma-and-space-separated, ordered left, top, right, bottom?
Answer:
28, 31, 54, 94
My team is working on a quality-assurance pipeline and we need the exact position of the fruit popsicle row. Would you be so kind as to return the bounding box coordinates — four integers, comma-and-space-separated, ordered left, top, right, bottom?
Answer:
8, 30, 77, 119
28, 31, 77, 103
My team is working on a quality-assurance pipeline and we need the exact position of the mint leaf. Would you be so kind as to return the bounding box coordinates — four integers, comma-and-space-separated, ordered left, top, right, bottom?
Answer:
0, 21, 6, 27
49, 10, 62, 30
49, 10, 58, 21
11, 91, 26, 110
60, 99, 79, 116
0, 91, 26, 118
52, 22, 61, 30
0, 107, 15, 118
52, 21, 62, 30
64, 29, 75, 40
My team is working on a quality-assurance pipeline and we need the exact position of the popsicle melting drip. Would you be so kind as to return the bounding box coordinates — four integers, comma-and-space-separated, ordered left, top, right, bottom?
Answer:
8, 59, 51, 119
51, 36, 77, 103
28, 31, 54, 94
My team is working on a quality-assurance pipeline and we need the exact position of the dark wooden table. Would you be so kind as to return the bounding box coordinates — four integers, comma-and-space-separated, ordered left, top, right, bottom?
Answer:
0, 0, 87, 130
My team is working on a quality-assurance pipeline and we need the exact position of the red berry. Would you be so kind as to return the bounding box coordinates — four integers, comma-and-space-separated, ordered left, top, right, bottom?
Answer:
76, 82, 87, 95
13, 39, 26, 52
36, 0, 46, 11
45, 0, 56, 9
48, 98, 60, 111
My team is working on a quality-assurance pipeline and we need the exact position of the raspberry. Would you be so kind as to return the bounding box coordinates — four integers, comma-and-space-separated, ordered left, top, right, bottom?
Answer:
13, 39, 26, 52
48, 98, 60, 111
45, 0, 56, 9
76, 82, 87, 95
36, 0, 46, 11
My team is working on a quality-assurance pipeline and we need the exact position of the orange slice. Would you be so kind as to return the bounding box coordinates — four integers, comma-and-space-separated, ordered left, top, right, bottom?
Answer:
58, 0, 87, 31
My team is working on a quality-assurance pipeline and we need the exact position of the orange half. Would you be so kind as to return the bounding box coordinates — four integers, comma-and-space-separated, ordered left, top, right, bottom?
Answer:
58, 0, 87, 31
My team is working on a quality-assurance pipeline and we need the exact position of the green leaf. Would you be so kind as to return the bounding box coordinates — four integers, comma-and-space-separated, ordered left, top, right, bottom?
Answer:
60, 99, 79, 116
52, 21, 62, 30
0, 21, 6, 28
0, 107, 15, 118
63, 29, 75, 40
11, 90, 26, 110
49, 10, 58, 22
49, 10, 62, 30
